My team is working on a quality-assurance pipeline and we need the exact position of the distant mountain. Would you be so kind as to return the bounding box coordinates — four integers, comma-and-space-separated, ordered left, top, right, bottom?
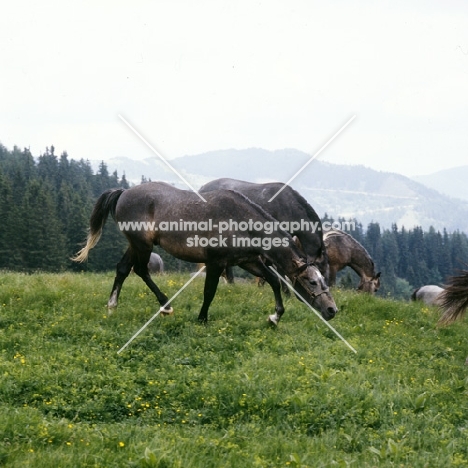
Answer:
91, 148, 468, 233
412, 166, 468, 201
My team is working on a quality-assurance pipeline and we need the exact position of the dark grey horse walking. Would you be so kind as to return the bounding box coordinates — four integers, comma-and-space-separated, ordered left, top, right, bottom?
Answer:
74, 182, 337, 325
323, 229, 381, 294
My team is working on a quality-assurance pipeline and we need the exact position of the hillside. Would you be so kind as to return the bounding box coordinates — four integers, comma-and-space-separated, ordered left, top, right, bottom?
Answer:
92, 148, 468, 233
2, 272, 468, 467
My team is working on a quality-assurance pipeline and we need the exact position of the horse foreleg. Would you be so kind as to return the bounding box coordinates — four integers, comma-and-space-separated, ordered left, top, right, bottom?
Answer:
263, 270, 285, 325
328, 266, 337, 287
198, 264, 224, 323
260, 261, 290, 296
239, 260, 285, 325
224, 266, 235, 284
108, 248, 133, 313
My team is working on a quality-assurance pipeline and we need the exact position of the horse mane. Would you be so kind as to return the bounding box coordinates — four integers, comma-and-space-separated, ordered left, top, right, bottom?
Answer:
323, 230, 342, 240
289, 187, 321, 225
286, 187, 326, 259
226, 189, 294, 241
438, 269, 468, 325
324, 229, 375, 267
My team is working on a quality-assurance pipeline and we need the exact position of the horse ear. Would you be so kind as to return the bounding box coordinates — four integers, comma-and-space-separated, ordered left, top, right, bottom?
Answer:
292, 258, 308, 274
292, 235, 303, 250
374, 272, 381, 287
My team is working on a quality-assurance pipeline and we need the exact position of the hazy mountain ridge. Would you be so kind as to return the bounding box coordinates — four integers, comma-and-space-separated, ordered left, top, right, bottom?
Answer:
413, 165, 468, 201
90, 148, 468, 233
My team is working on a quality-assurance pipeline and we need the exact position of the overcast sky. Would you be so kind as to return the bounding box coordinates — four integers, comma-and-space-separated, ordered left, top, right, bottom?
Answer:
1, 0, 467, 177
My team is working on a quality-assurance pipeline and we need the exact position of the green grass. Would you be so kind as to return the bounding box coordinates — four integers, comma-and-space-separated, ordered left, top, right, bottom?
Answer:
1, 271, 468, 467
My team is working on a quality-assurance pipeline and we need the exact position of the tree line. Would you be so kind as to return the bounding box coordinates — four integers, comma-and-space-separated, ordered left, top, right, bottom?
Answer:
1, 143, 467, 298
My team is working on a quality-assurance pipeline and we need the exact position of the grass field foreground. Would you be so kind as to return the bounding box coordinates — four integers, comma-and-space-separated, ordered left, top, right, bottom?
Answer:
1, 271, 468, 467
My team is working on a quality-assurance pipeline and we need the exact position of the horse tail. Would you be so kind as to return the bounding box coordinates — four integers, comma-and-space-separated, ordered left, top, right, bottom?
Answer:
438, 269, 468, 325
411, 287, 420, 301
72, 188, 125, 262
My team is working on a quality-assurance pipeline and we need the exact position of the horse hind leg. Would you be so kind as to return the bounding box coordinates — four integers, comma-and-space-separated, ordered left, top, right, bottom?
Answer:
107, 248, 133, 313
133, 251, 173, 315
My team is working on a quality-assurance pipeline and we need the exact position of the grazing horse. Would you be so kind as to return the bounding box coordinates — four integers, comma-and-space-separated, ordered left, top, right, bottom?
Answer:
199, 178, 329, 282
148, 253, 164, 274
438, 269, 468, 325
411, 285, 444, 306
73, 182, 337, 325
323, 229, 381, 294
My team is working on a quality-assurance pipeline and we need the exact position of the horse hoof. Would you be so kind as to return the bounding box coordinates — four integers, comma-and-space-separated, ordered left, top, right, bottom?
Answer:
160, 307, 174, 316
268, 315, 279, 326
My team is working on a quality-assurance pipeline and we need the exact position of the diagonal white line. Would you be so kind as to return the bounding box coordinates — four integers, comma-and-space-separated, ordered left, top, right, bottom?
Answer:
268, 115, 356, 202
117, 265, 206, 354
269, 266, 357, 353
118, 114, 207, 202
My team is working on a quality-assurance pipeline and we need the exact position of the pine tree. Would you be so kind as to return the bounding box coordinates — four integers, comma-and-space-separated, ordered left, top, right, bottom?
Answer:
19, 179, 67, 271
379, 229, 399, 294
396, 227, 410, 279
365, 222, 383, 268
0, 169, 14, 268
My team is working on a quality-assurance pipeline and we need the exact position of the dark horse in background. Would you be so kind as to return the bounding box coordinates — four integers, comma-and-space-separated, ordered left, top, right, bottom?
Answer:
323, 229, 381, 294
73, 182, 337, 325
199, 178, 329, 284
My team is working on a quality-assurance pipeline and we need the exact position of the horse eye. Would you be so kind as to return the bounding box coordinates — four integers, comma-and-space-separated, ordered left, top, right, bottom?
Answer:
309, 280, 318, 286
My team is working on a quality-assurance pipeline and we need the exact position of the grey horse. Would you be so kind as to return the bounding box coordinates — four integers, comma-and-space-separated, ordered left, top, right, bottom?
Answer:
323, 229, 381, 294
411, 285, 444, 306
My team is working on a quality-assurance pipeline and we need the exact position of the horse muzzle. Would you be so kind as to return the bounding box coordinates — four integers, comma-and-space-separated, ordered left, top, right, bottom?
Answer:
322, 304, 338, 321
293, 279, 338, 321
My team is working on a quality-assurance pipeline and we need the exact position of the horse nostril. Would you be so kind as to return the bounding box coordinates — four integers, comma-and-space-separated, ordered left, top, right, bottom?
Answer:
328, 307, 337, 317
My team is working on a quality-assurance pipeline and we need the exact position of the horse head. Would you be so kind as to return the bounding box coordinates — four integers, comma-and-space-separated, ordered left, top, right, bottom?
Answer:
290, 258, 338, 321
357, 272, 381, 294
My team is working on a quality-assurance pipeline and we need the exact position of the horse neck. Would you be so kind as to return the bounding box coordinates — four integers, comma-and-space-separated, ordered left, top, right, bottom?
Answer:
265, 244, 299, 277
348, 249, 375, 279
334, 232, 375, 279
296, 232, 323, 259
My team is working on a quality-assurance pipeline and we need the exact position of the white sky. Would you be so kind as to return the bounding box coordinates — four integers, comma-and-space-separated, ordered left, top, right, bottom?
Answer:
1, 0, 467, 176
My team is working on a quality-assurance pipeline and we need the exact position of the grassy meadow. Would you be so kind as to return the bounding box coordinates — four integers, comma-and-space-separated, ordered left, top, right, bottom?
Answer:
1, 271, 468, 467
